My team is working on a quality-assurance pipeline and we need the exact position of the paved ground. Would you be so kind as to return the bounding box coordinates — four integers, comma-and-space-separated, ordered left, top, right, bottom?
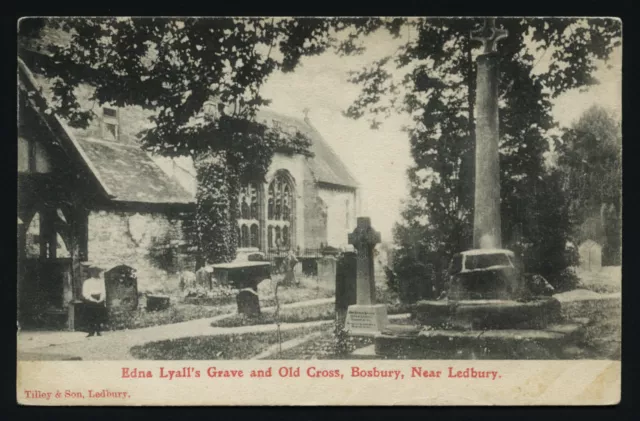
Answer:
17, 298, 334, 361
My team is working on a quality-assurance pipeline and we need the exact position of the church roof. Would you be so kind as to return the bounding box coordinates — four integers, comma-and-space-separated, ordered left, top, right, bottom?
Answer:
18, 58, 194, 206
255, 109, 359, 189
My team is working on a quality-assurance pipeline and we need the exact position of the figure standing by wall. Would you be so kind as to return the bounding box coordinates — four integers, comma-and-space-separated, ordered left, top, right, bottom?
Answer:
81, 265, 107, 337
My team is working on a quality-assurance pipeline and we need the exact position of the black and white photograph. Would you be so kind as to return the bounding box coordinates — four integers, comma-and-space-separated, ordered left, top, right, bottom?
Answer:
16, 16, 622, 404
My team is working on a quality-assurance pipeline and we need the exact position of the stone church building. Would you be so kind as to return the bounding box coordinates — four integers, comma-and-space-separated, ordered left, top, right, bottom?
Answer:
17, 26, 359, 328
155, 107, 360, 256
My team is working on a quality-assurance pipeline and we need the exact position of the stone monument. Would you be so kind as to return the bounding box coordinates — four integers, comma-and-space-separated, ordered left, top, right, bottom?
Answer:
104, 264, 138, 311
370, 19, 589, 359
472, 17, 507, 250
344, 217, 388, 335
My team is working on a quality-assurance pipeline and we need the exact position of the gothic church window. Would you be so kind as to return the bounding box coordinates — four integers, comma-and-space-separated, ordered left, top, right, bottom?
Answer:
267, 171, 294, 250
238, 182, 260, 249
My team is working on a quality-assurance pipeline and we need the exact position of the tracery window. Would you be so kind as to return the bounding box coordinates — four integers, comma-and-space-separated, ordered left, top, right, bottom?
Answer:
267, 172, 294, 250
238, 182, 260, 249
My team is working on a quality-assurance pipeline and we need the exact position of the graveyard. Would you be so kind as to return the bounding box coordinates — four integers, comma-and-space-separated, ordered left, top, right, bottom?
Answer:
17, 18, 621, 362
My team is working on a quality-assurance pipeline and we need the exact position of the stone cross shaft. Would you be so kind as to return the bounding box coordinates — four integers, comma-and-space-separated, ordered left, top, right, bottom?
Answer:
348, 217, 381, 306
471, 18, 509, 54
472, 18, 508, 250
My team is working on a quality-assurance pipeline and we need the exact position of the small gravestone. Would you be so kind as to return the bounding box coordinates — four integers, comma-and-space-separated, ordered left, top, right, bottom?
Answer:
195, 266, 212, 289
318, 255, 337, 284
179, 270, 196, 291
146, 294, 170, 312
236, 289, 260, 317
344, 217, 388, 335
104, 265, 138, 311
579, 240, 602, 272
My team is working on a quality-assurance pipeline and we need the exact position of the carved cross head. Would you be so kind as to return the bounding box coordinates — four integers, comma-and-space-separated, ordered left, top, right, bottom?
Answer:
471, 18, 508, 54
348, 217, 381, 250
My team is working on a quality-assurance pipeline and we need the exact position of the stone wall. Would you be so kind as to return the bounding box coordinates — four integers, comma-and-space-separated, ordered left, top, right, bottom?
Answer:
318, 187, 358, 248
303, 163, 328, 249
87, 210, 194, 293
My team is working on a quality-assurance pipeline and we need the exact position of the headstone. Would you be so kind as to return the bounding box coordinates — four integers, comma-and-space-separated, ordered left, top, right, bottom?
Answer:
236, 289, 260, 317
579, 240, 602, 272
195, 266, 212, 289
317, 255, 337, 284
344, 217, 388, 335
146, 294, 170, 311
104, 265, 138, 311
179, 270, 196, 291
335, 251, 357, 324
471, 18, 508, 250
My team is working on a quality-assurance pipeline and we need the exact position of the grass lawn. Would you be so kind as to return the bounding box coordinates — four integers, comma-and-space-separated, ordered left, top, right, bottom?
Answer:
105, 274, 335, 331
269, 329, 374, 360
257, 274, 335, 307
211, 304, 334, 328
210, 298, 410, 328
130, 325, 329, 360
107, 302, 236, 331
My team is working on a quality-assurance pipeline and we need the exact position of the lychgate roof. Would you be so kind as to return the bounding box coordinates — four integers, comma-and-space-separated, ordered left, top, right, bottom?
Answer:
74, 137, 194, 204
19, 58, 194, 206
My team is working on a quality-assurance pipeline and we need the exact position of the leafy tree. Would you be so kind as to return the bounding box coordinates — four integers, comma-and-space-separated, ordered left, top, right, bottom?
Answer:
17, 17, 394, 264
341, 18, 621, 295
558, 105, 622, 264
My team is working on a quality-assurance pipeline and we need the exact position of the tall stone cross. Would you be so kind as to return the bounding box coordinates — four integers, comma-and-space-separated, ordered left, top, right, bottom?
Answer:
344, 217, 387, 336
471, 18, 508, 54
471, 18, 508, 249
348, 217, 380, 305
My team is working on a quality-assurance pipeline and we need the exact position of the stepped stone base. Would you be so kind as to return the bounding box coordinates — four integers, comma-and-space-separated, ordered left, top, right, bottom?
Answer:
413, 297, 562, 330
374, 319, 588, 360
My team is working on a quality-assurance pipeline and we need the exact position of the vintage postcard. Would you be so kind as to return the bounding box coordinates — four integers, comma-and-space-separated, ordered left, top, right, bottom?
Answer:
16, 16, 622, 406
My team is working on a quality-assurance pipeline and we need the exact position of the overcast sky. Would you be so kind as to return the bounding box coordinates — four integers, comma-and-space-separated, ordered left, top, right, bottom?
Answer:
260, 27, 622, 242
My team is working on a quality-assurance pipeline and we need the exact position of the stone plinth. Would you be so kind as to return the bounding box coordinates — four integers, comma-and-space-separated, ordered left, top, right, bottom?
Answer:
413, 298, 562, 330
375, 320, 588, 360
345, 304, 388, 336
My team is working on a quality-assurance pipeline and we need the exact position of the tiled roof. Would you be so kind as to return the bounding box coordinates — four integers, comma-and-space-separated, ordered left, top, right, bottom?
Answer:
74, 137, 195, 204
19, 58, 194, 205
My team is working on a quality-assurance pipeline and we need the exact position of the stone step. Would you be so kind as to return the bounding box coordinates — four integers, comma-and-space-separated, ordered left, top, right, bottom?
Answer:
375, 322, 586, 360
